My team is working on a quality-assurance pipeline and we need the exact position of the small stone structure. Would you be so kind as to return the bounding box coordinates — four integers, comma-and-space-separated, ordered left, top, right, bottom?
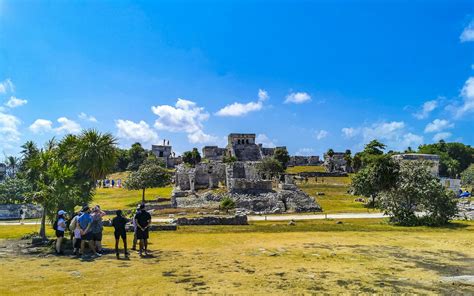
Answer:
324, 152, 351, 173
201, 146, 227, 161
391, 153, 440, 177
0, 204, 43, 220
151, 139, 182, 168
288, 156, 320, 167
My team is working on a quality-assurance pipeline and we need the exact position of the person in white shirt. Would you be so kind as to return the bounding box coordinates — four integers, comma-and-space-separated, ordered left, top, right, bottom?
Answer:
55, 210, 67, 255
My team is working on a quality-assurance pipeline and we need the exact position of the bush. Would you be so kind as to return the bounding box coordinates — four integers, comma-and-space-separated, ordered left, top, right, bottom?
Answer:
0, 177, 32, 204
220, 196, 236, 213
460, 164, 474, 186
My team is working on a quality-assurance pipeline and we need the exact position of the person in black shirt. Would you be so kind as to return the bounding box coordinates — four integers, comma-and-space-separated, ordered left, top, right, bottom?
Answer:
134, 204, 151, 256
112, 210, 129, 259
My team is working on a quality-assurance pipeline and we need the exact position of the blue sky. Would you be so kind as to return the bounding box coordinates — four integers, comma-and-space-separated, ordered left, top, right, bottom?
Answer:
1, 0, 473, 157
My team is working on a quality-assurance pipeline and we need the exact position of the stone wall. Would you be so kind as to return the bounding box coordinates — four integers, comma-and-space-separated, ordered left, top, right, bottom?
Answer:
228, 179, 273, 193
202, 146, 227, 161
288, 156, 320, 166
174, 215, 248, 225
175, 162, 226, 191
0, 204, 43, 220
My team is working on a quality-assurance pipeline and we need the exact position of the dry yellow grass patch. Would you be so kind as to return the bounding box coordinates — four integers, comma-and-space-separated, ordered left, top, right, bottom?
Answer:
1, 220, 473, 294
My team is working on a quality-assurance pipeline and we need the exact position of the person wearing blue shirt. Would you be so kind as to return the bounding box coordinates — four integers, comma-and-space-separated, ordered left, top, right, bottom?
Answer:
78, 206, 101, 258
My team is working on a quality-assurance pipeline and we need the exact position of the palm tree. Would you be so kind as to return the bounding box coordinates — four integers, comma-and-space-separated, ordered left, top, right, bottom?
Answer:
77, 129, 118, 181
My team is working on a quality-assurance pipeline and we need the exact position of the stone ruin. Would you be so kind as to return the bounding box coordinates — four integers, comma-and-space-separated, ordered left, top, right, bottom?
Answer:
151, 139, 182, 168
171, 133, 322, 214
324, 152, 351, 173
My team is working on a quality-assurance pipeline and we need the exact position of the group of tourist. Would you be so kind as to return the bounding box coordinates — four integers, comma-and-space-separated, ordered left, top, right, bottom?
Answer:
96, 179, 122, 188
54, 203, 152, 259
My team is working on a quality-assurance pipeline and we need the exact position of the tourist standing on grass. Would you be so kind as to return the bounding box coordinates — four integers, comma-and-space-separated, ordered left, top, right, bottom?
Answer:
112, 210, 129, 259
91, 205, 106, 253
69, 211, 83, 256
55, 210, 67, 255
78, 206, 101, 258
131, 205, 140, 250
134, 204, 151, 256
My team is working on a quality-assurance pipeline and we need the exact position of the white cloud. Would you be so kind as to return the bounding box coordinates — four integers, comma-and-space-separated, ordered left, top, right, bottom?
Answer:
187, 130, 218, 144
424, 119, 454, 133
258, 89, 269, 101
216, 89, 268, 117
341, 127, 358, 138
315, 130, 328, 140
413, 100, 437, 119
401, 133, 424, 149
5, 96, 27, 108
55, 117, 81, 134
460, 20, 474, 42
349, 121, 424, 151
116, 119, 158, 144
0, 78, 14, 94
152, 98, 216, 143
0, 111, 21, 144
256, 133, 276, 148
29, 119, 53, 134
433, 132, 452, 142
295, 148, 315, 156
216, 101, 263, 117
284, 92, 311, 104
78, 112, 98, 123
453, 76, 474, 118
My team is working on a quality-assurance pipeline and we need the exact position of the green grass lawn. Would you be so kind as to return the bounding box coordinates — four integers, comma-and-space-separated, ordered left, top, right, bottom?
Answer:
296, 175, 376, 213
286, 165, 326, 174
92, 187, 173, 211
1, 219, 473, 294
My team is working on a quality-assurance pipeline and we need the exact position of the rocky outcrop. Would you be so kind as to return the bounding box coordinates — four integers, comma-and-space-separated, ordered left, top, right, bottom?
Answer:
174, 215, 248, 225
172, 189, 322, 215
455, 200, 473, 220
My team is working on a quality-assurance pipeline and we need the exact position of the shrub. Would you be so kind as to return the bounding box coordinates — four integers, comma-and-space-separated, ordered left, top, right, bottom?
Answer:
220, 196, 236, 213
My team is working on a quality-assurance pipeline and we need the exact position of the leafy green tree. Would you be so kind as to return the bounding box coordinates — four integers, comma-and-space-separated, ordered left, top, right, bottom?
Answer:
127, 142, 147, 171
256, 157, 284, 179
363, 140, 386, 155
125, 161, 171, 203
114, 148, 130, 172
273, 147, 290, 168
223, 155, 237, 163
379, 161, 457, 226
0, 178, 32, 204
461, 164, 474, 185
418, 141, 474, 177
326, 148, 335, 158
182, 148, 202, 167
351, 155, 399, 207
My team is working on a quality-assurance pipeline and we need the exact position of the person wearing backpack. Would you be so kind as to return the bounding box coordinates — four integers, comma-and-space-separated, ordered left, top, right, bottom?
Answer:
54, 210, 67, 255
69, 211, 82, 256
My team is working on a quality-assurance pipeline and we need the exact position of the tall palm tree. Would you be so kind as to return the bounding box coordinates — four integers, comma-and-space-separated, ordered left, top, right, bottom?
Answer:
77, 129, 118, 181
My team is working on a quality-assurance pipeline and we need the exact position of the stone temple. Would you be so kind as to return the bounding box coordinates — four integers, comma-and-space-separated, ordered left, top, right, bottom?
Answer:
171, 133, 322, 214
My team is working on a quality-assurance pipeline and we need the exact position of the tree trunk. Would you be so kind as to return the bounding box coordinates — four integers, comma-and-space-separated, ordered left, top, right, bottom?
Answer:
39, 206, 47, 240
142, 188, 146, 203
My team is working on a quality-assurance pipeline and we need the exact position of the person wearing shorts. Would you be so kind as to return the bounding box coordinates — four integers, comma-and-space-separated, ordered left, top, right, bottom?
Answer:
112, 210, 129, 259
55, 210, 67, 255
134, 204, 151, 257
78, 206, 100, 258
91, 205, 106, 253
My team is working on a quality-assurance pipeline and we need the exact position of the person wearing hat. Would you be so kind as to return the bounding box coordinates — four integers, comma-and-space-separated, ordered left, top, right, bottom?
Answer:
55, 210, 67, 254
78, 206, 101, 258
